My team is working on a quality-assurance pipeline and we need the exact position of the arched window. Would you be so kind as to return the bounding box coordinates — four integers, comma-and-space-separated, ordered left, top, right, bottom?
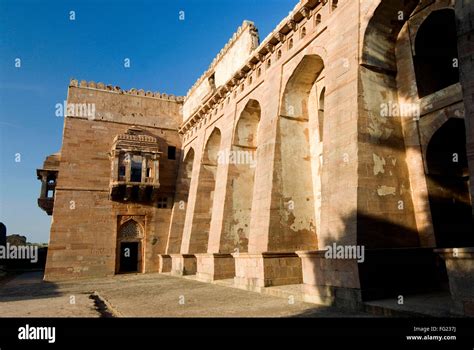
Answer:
315, 14, 321, 26
318, 87, 325, 142
301, 27, 306, 38
414, 9, 459, 98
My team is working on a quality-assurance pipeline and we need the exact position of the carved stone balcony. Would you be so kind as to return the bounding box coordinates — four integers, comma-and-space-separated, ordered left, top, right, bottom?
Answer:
36, 153, 60, 215
37, 197, 55, 215
109, 127, 162, 202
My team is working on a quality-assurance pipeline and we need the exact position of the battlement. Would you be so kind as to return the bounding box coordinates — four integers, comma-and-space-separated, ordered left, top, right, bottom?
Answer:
180, 0, 322, 130
69, 78, 185, 103
184, 20, 259, 100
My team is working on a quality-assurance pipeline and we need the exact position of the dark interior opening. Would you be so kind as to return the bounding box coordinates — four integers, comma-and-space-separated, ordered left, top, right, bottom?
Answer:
119, 242, 139, 273
168, 146, 176, 160
414, 9, 459, 98
130, 158, 142, 182
426, 118, 473, 247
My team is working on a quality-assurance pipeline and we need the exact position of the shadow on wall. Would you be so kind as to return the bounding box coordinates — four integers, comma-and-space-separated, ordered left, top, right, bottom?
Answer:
424, 118, 474, 248
311, 208, 457, 303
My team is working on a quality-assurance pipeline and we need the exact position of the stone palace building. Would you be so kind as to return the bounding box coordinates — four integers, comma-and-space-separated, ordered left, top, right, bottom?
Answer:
37, 0, 474, 315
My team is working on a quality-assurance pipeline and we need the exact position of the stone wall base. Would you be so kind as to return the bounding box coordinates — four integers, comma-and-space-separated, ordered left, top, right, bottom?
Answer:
436, 248, 474, 317
296, 250, 363, 310
170, 254, 196, 276
233, 252, 302, 289
158, 254, 172, 273
195, 253, 235, 282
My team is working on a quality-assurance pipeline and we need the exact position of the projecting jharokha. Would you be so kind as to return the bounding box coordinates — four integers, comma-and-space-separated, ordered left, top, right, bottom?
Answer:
37, 0, 474, 315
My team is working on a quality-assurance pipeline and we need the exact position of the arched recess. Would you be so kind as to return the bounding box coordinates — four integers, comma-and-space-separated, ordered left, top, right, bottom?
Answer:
413, 9, 459, 98
271, 54, 324, 252
166, 148, 195, 254
359, 0, 421, 249
116, 220, 144, 273
188, 128, 222, 253
425, 118, 473, 247
182, 148, 195, 193
221, 100, 260, 253
318, 88, 325, 142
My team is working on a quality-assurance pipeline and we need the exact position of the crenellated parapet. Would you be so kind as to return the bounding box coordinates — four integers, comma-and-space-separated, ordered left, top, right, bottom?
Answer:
184, 20, 259, 100
179, 0, 326, 136
69, 78, 184, 103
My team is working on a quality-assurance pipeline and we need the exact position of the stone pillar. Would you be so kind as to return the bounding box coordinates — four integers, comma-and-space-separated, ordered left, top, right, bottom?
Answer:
455, 1, 474, 216
125, 152, 131, 182
153, 158, 159, 184
196, 122, 234, 282
39, 172, 48, 198
111, 153, 119, 182
141, 155, 147, 182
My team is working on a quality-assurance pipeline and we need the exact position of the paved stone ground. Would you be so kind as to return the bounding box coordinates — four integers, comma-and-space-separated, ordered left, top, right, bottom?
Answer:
0, 271, 368, 317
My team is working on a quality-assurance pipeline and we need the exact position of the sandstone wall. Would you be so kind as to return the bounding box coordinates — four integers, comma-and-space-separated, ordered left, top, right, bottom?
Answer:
44, 85, 182, 280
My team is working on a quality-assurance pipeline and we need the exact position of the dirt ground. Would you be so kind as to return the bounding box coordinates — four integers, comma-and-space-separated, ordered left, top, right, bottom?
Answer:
0, 271, 366, 317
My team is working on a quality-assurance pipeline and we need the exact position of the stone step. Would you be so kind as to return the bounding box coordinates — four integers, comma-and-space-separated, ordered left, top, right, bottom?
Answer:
362, 291, 460, 317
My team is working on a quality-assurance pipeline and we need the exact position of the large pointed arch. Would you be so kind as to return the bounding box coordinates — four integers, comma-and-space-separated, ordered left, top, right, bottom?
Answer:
166, 147, 196, 254
270, 54, 324, 252
188, 128, 222, 253
221, 99, 261, 253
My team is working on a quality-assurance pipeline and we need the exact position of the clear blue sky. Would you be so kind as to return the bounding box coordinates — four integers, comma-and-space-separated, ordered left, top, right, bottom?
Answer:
0, 0, 295, 243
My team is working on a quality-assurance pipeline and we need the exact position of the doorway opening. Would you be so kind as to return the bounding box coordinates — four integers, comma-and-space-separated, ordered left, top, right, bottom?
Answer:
116, 219, 144, 274
119, 242, 139, 273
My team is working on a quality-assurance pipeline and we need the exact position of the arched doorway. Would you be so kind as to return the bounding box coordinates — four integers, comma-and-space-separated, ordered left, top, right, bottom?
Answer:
188, 128, 221, 253
222, 100, 260, 253
426, 118, 473, 247
116, 219, 144, 273
414, 9, 459, 98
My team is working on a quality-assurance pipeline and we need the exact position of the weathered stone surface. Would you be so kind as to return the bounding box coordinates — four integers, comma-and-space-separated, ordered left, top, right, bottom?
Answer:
37, 0, 474, 315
